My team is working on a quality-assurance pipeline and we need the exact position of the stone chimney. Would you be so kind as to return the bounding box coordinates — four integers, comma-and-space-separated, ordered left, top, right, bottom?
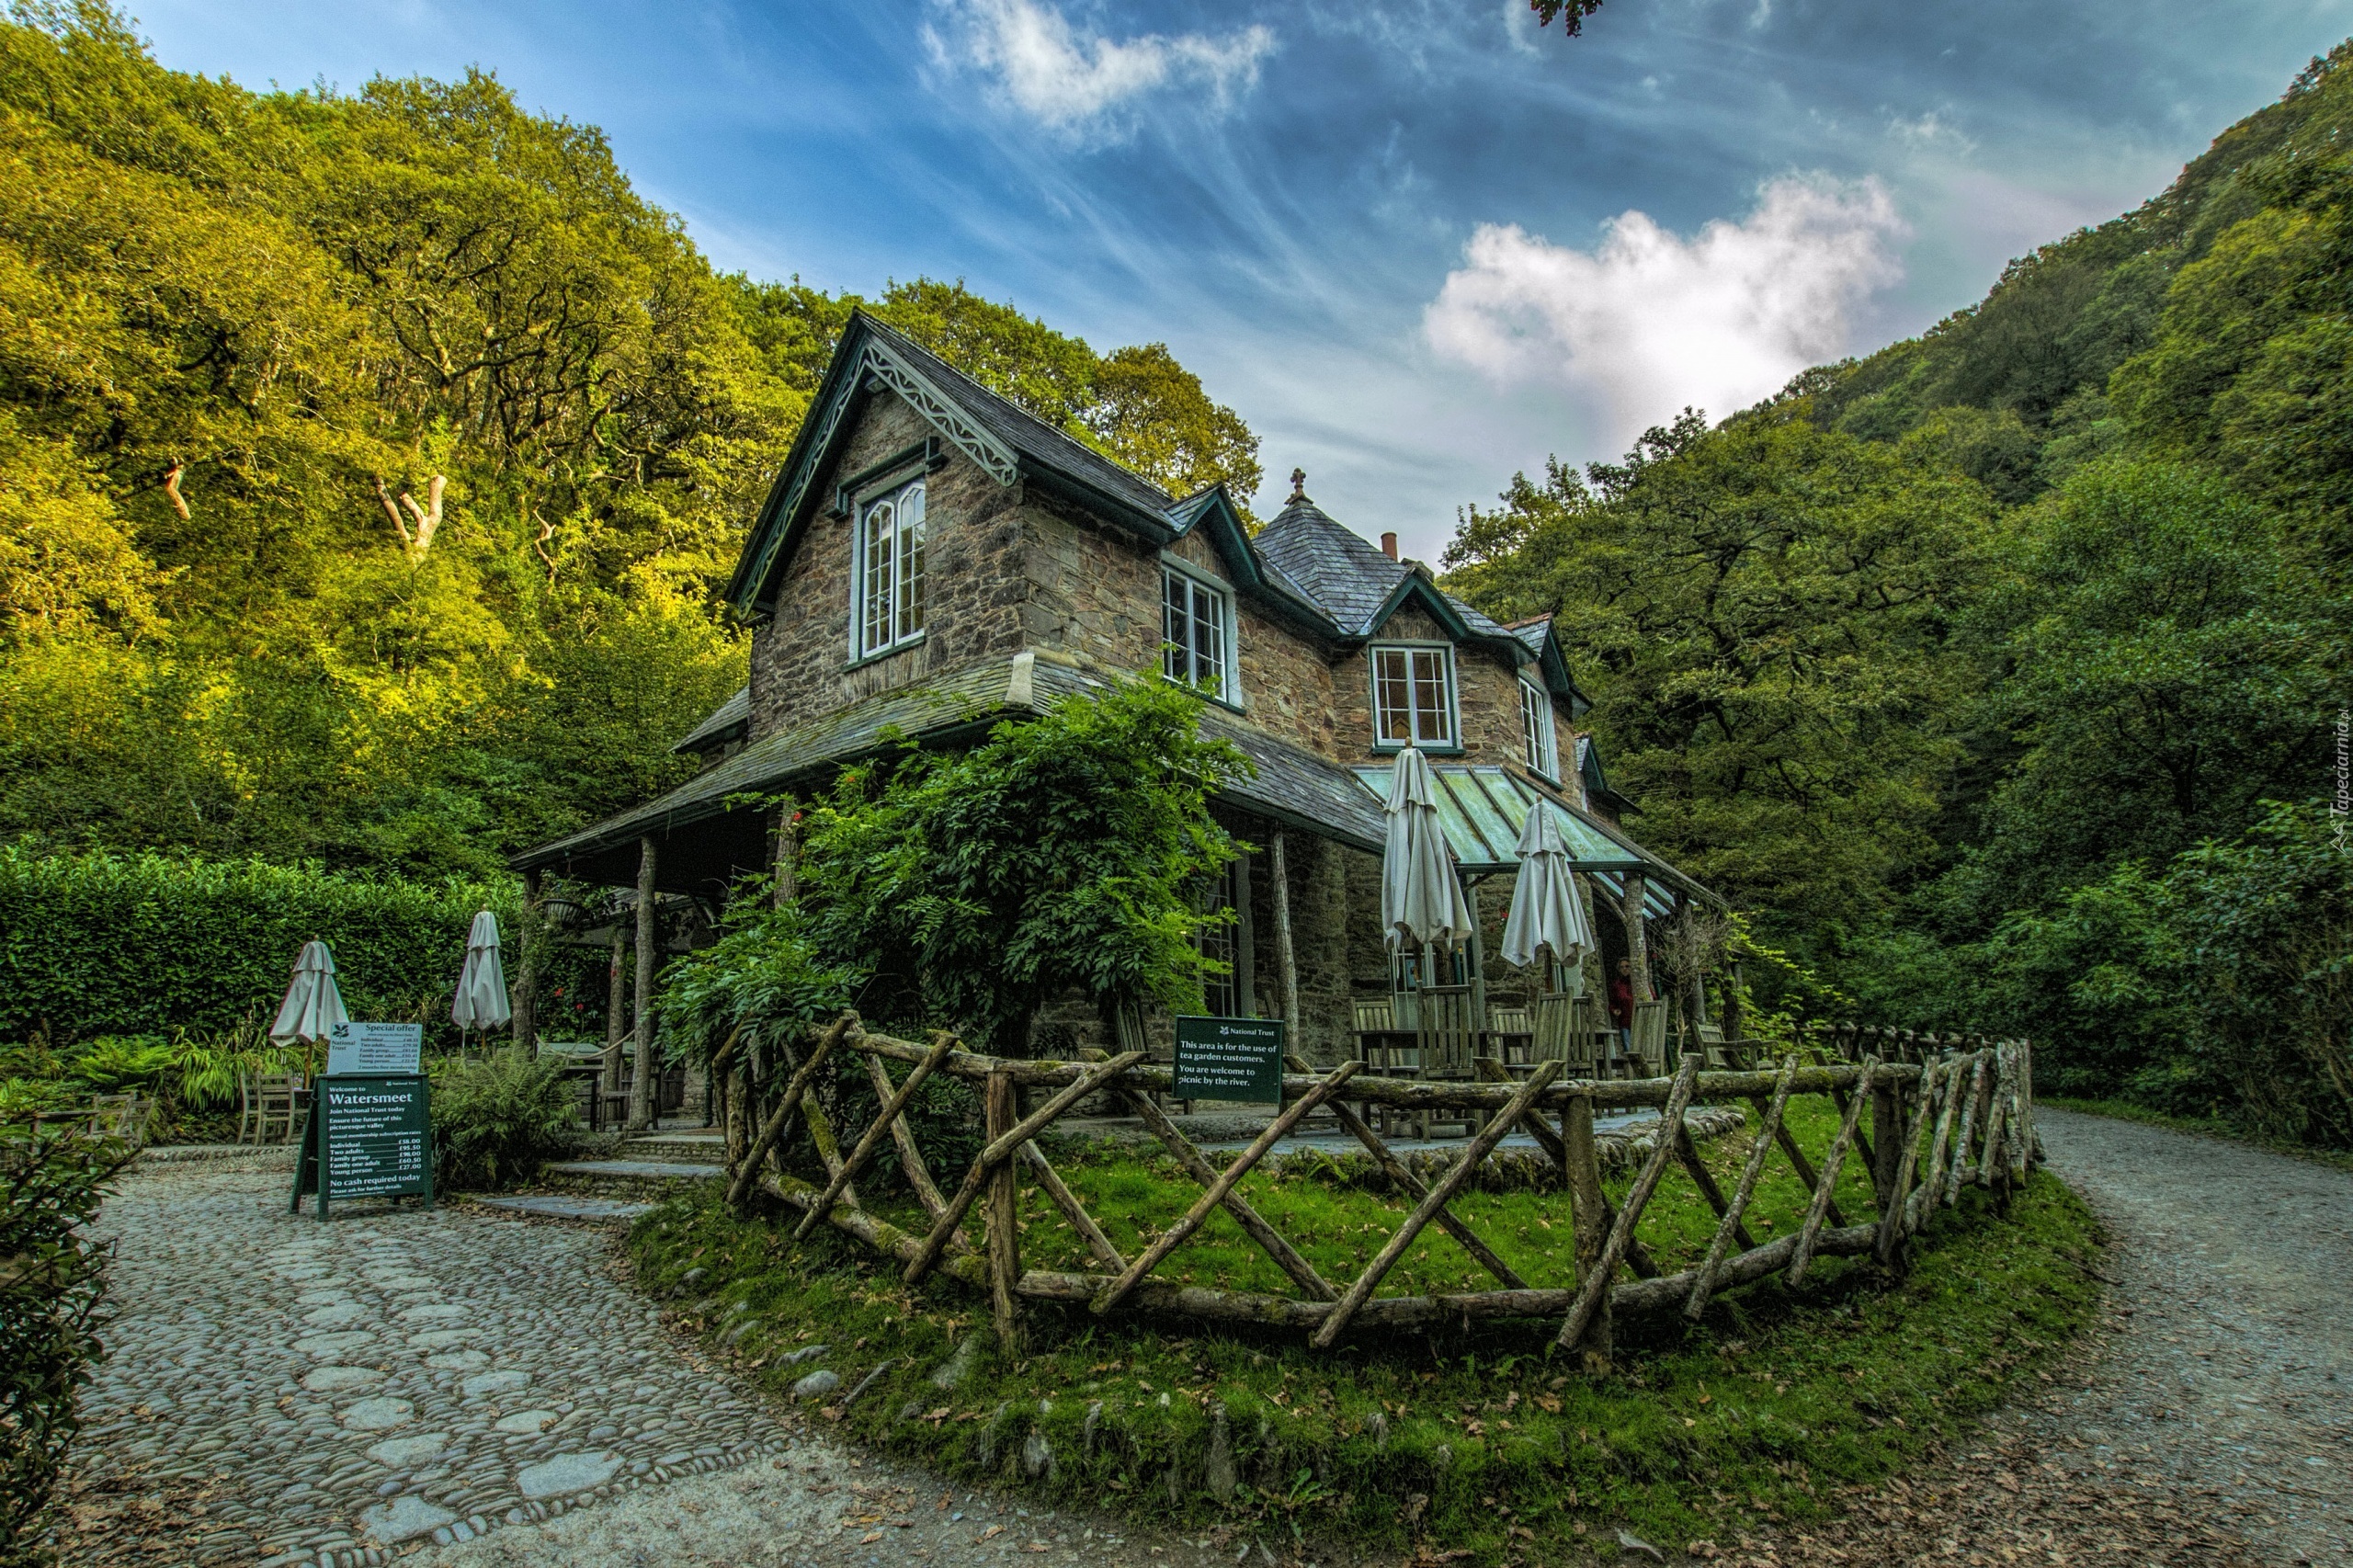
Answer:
1380, 532, 1399, 561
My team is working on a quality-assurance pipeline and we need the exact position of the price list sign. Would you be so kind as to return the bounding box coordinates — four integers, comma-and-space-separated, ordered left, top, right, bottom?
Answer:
290, 1074, 433, 1219
1171, 1016, 1287, 1104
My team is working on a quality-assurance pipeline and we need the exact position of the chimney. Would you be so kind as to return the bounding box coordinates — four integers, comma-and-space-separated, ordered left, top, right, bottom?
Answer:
1380, 532, 1399, 561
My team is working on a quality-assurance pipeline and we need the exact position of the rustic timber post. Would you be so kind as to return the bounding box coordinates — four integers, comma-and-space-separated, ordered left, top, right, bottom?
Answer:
1561, 1091, 1611, 1372
631, 836, 659, 1131
1620, 874, 1652, 1000
604, 926, 628, 1108
1233, 845, 1256, 1017
983, 1067, 1023, 1355
1870, 1071, 1904, 1244
515, 868, 541, 1058
1270, 833, 1301, 1053
772, 799, 800, 909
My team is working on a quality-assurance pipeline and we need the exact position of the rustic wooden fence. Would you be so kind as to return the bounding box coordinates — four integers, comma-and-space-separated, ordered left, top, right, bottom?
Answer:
713, 1017, 2039, 1369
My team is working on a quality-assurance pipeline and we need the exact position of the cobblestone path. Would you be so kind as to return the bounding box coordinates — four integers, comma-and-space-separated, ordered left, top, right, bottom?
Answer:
59, 1162, 1234, 1568
64, 1162, 779, 1565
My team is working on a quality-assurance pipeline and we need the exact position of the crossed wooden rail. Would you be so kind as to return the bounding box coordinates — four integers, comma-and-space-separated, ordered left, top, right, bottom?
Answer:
720, 1015, 2039, 1365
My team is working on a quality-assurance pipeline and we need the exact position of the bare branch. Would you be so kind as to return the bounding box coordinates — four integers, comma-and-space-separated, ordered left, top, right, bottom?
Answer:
162, 461, 190, 520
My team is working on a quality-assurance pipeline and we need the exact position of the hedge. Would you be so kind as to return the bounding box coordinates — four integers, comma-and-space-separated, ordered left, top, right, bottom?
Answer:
0, 846, 522, 1046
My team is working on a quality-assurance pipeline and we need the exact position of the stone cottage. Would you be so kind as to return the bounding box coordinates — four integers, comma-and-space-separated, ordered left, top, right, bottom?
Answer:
516, 312, 1715, 1068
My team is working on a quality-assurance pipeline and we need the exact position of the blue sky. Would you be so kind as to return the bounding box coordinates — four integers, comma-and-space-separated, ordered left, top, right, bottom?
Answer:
132, 0, 2353, 558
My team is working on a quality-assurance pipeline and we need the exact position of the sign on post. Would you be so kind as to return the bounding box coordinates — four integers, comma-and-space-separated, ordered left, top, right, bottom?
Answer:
1171, 1016, 1287, 1104
325, 1021, 423, 1076
290, 1074, 433, 1220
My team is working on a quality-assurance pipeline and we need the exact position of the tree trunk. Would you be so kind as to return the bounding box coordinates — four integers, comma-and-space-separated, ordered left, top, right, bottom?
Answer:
1621, 874, 1652, 1001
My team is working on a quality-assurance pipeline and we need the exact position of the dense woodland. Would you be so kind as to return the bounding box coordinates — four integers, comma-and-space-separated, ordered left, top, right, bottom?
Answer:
1445, 44, 2353, 1142
0, 8, 2345, 1142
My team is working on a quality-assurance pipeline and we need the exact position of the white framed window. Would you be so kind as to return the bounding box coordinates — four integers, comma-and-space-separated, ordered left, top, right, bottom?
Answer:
1519, 678, 1559, 779
1370, 644, 1457, 748
1163, 564, 1234, 701
854, 478, 926, 658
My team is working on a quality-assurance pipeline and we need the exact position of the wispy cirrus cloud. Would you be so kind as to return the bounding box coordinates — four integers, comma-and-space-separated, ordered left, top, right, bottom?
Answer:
1424, 176, 1907, 443
928, 0, 1276, 137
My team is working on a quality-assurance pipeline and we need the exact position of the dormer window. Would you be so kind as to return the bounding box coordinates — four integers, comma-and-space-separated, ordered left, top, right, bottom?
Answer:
1370, 644, 1456, 749
1163, 563, 1235, 702
1519, 678, 1559, 779
856, 478, 926, 658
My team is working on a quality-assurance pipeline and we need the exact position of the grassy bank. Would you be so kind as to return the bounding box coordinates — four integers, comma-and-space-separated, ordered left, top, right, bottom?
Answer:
626, 1104, 2101, 1563
2040, 1096, 2353, 1174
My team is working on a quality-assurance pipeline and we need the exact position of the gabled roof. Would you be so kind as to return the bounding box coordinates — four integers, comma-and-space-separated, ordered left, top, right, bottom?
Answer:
729, 312, 1188, 618
1252, 496, 1534, 672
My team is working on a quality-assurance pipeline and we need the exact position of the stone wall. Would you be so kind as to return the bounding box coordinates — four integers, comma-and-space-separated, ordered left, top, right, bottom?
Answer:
747, 396, 1025, 741
1332, 603, 1540, 769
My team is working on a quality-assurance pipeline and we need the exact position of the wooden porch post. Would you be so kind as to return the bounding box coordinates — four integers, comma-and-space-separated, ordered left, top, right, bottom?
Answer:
1620, 873, 1653, 1001
514, 867, 541, 1058
1271, 833, 1301, 1053
1233, 845, 1256, 1017
604, 927, 628, 1090
631, 836, 659, 1131
772, 799, 800, 909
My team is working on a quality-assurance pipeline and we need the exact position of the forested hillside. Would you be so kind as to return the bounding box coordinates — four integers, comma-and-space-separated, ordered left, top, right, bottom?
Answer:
1444, 45, 2353, 1144
0, 6, 1258, 879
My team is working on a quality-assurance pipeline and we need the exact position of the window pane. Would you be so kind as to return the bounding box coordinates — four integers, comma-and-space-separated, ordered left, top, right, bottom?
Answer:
862, 499, 894, 654
1193, 581, 1224, 691
1412, 651, 1452, 744
1165, 572, 1188, 682
1374, 649, 1413, 742
897, 483, 926, 639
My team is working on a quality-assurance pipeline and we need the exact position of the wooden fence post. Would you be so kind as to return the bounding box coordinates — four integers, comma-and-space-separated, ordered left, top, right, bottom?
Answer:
984, 1068, 1022, 1355
1870, 1071, 1904, 1253
1561, 1090, 1612, 1373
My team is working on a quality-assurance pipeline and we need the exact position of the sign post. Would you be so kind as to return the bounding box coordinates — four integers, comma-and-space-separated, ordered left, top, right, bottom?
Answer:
1171, 1016, 1287, 1105
292, 1022, 434, 1220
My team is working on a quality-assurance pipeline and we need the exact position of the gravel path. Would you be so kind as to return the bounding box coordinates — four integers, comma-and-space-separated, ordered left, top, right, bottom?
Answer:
1742, 1108, 2353, 1567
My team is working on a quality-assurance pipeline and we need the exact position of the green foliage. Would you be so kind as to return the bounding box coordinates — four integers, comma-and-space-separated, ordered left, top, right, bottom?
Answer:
1446, 412, 1992, 926
656, 897, 862, 1074
795, 676, 1250, 1056
0, 844, 515, 1046
429, 1047, 579, 1190
0, 6, 1259, 879
0, 1119, 131, 1562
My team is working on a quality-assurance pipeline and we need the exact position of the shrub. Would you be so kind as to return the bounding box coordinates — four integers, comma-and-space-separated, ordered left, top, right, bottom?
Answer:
0, 846, 519, 1049
0, 1120, 131, 1564
429, 1049, 580, 1190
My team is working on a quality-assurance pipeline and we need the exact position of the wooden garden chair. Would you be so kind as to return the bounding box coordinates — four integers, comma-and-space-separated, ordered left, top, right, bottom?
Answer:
1407, 984, 1481, 1140
88, 1093, 158, 1147
1630, 999, 1671, 1077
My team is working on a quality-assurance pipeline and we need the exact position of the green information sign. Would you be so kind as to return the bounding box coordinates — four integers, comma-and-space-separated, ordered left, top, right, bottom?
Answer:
1172, 1016, 1287, 1104
290, 1074, 433, 1220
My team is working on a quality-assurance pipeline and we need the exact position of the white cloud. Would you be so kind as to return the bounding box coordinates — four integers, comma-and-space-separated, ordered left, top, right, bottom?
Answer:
935, 0, 1275, 135
1424, 176, 1906, 444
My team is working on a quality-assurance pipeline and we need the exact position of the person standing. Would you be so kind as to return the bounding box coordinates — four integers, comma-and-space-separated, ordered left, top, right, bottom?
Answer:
1608, 957, 1635, 1060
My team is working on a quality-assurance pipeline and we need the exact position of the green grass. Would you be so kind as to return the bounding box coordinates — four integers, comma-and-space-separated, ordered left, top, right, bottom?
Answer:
628, 1100, 2103, 1564
2040, 1096, 2353, 1173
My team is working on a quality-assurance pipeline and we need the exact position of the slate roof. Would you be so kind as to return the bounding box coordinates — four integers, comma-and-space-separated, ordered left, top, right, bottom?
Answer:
1252, 496, 1517, 643
672, 684, 749, 755
518, 651, 1392, 869
1504, 614, 1553, 659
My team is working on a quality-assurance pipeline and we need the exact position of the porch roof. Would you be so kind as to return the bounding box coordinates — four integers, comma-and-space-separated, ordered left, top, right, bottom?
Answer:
1347, 763, 1720, 916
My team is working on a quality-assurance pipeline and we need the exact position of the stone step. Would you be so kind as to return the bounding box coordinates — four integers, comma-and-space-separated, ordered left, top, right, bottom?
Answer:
541, 1159, 725, 1198
619, 1131, 729, 1165
473, 1194, 656, 1224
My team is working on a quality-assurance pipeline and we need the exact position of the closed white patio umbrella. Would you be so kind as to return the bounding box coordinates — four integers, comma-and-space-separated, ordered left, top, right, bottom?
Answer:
270, 940, 349, 1044
1500, 803, 1596, 978
1381, 746, 1474, 952
451, 910, 512, 1035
